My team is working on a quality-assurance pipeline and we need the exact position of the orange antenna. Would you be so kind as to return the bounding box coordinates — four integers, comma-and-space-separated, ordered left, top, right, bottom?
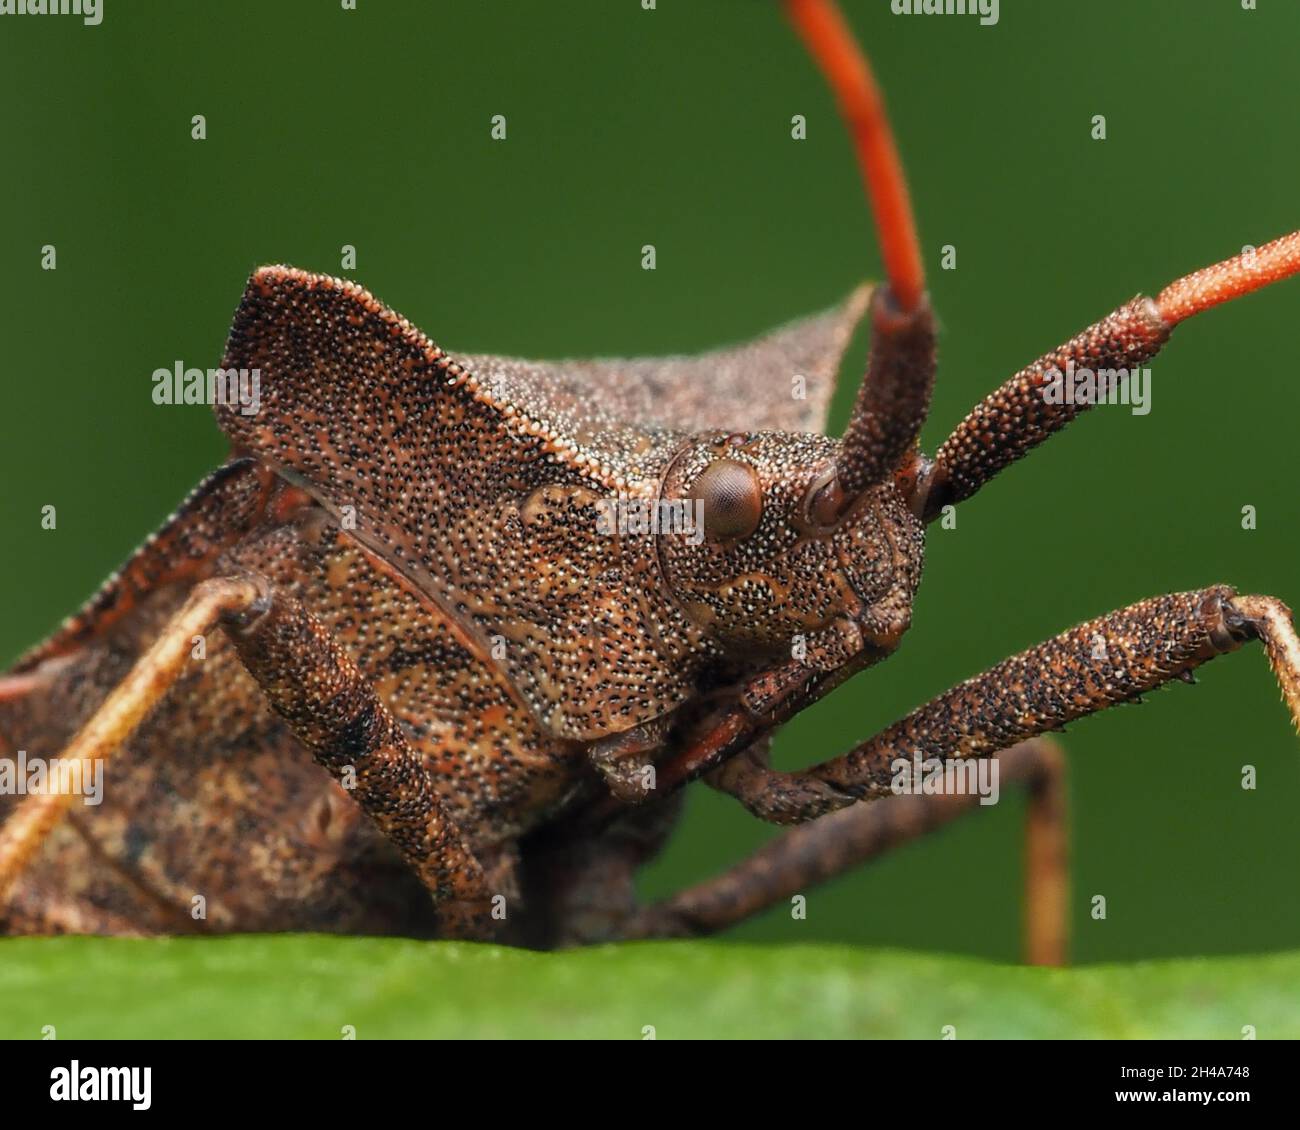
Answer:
1156, 230, 1300, 326
785, 0, 925, 313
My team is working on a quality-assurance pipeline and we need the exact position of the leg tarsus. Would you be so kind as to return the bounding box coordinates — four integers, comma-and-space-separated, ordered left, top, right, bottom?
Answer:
1228, 595, 1300, 730
588, 718, 671, 804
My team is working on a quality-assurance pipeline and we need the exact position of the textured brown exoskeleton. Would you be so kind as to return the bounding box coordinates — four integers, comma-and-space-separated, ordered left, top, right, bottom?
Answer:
3, 0, 1300, 961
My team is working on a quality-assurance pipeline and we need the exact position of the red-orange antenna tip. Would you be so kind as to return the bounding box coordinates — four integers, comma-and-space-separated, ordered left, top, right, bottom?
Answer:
784, 0, 925, 313
1156, 230, 1300, 326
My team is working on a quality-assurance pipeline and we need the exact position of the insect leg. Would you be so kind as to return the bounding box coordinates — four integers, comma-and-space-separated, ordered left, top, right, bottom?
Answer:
0, 577, 261, 903
916, 231, 1300, 521
217, 576, 494, 939
706, 588, 1300, 827
575, 649, 879, 831
588, 716, 672, 804
624, 738, 1068, 965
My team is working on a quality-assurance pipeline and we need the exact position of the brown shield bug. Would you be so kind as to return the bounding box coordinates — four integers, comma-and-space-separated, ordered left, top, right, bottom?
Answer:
2, 0, 1299, 963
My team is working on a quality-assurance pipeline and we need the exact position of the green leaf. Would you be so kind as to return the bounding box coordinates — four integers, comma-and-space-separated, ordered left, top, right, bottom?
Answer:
1, 936, 1293, 1039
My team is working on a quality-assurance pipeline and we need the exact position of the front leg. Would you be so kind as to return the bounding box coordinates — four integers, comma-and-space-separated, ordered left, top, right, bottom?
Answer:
219, 576, 492, 937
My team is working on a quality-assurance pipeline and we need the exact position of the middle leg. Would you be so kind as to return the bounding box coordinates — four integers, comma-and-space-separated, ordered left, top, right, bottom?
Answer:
624, 738, 1068, 965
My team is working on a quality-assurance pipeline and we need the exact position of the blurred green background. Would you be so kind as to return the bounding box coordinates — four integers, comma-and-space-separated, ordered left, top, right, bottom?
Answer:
1, 0, 1297, 967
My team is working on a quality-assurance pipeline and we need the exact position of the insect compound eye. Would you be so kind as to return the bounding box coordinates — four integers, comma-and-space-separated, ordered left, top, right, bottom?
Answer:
693, 458, 763, 543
